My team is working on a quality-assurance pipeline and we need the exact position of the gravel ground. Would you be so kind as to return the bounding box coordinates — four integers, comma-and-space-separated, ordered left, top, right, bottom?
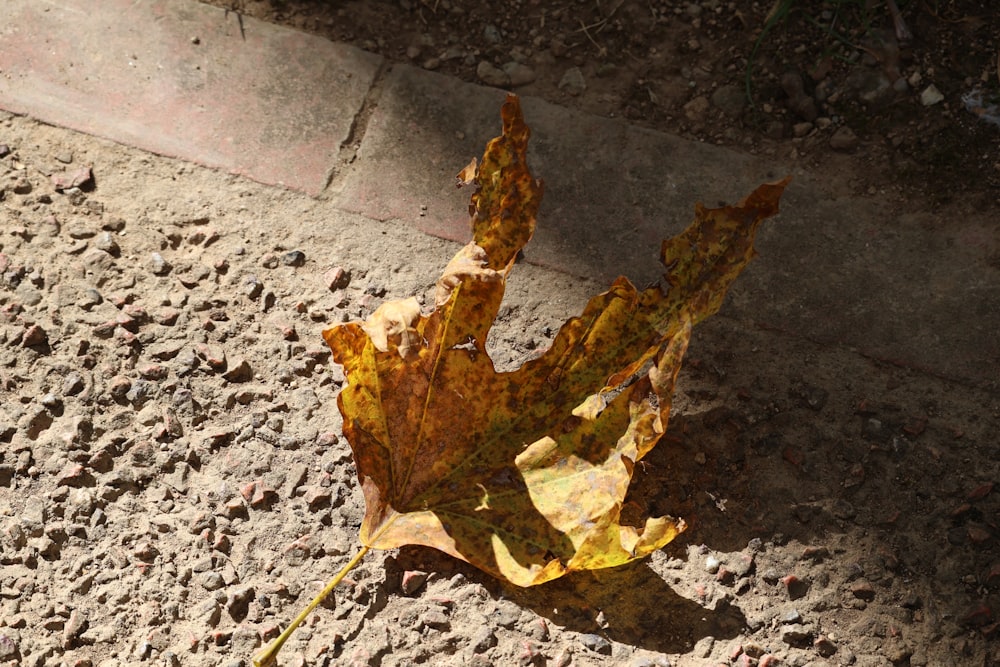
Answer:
1, 91, 999, 667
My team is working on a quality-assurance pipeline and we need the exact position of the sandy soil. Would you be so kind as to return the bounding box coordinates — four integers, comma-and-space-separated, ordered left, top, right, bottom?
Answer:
2, 3, 1000, 666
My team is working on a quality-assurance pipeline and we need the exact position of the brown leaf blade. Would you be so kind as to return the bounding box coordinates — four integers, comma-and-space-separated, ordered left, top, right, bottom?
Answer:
323, 94, 788, 587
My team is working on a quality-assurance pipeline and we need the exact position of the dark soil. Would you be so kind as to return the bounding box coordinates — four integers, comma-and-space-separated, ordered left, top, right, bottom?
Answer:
210, 0, 1000, 210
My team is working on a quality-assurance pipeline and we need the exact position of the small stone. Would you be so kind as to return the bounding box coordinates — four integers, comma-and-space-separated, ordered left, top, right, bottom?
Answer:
150, 253, 172, 276
829, 126, 859, 152
884, 639, 913, 664
270, 316, 297, 341
477, 61, 510, 87
558, 67, 586, 96
244, 275, 264, 299
967, 524, 992, 544
260, 253, 279, 268
94, 232, 120, 256
197, 344, 227, 370
222, 359, 253, 383
63, 609, 86, 648
0, 633, 18, 660
683, 96, 710, 122
241, 480, 278, 509
63, 373, 86, 396
401, 570, 429, 595
792, 121, 814, 137
527, 618, 549, 641
518, 640, 542, 666
281, 250, 306, 267
12, 177, 31, 194
482, 24, 502, 44
22, 324, 48, 347
800, 545, 829, 561
153, 307, 180, 326
579, 633, 612, 655
781, 609, 803, 624
201, 571, 226, 591
52, 167, 92, 190
814, 634, 838, 656
162, 407, 183, 439
850, 579, 876, 601
109, 376, 132, 400
420, 610, 450, 630
322, 266, 351, 291
138, 364, 169, 381
102, 216, 126, 232
503, 62, 536, 87
56, 463, 88, 487
782, 574, 809, 599
780, 623, 812, 645
704, 555, 720, 573
303, 485, 332, 510
133, 541, 159, 562
920, 84, 944, 106
471, 626, 497, 653
493, 602, 522, 629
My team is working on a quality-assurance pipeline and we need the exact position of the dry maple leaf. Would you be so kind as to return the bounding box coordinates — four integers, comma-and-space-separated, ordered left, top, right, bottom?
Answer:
325, 95, 787, 586
255, 93, 787, 666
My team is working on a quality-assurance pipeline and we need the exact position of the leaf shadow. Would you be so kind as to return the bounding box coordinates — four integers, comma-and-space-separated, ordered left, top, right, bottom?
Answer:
390, 546, 745, 655
509, 562, 747, 654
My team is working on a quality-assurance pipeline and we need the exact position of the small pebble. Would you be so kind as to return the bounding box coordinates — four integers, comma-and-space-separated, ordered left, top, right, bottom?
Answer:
51, 166, 93, 191
477, 60, 510, 87
21, 324, 48, 347
244, 275, 264, 299
322, 266, 351, 291
814, 634, 838, 656
920, 84, 944, 106
782, 574, 809, 599
704, 555, 720, 573
781, 609, 802, 624
579, 633, 612, 655
401, 570, 429, 595
471, 626, 497, 653
780, 623, 812, 645
420, 610, 450, 630
281, 250, 306, 267
201, 572, 226, 591
558, 67, 586, 95
829, 126, 858, 152
150, 253, 172, 275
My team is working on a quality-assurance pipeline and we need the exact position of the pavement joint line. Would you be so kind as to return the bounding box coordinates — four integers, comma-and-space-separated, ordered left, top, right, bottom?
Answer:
328, 60, 393, 196
753, 320, 999, 395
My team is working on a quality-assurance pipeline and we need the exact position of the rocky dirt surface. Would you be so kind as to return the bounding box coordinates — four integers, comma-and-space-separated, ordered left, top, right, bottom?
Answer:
210, 0, 1000, 210
1, 5, 1000, 667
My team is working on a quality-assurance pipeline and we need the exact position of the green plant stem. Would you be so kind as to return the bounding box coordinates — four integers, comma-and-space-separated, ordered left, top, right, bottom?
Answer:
252, 545, 371, 667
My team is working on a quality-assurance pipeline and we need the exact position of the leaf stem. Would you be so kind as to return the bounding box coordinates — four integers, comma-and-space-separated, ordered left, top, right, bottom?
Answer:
252, 544, 371, 667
